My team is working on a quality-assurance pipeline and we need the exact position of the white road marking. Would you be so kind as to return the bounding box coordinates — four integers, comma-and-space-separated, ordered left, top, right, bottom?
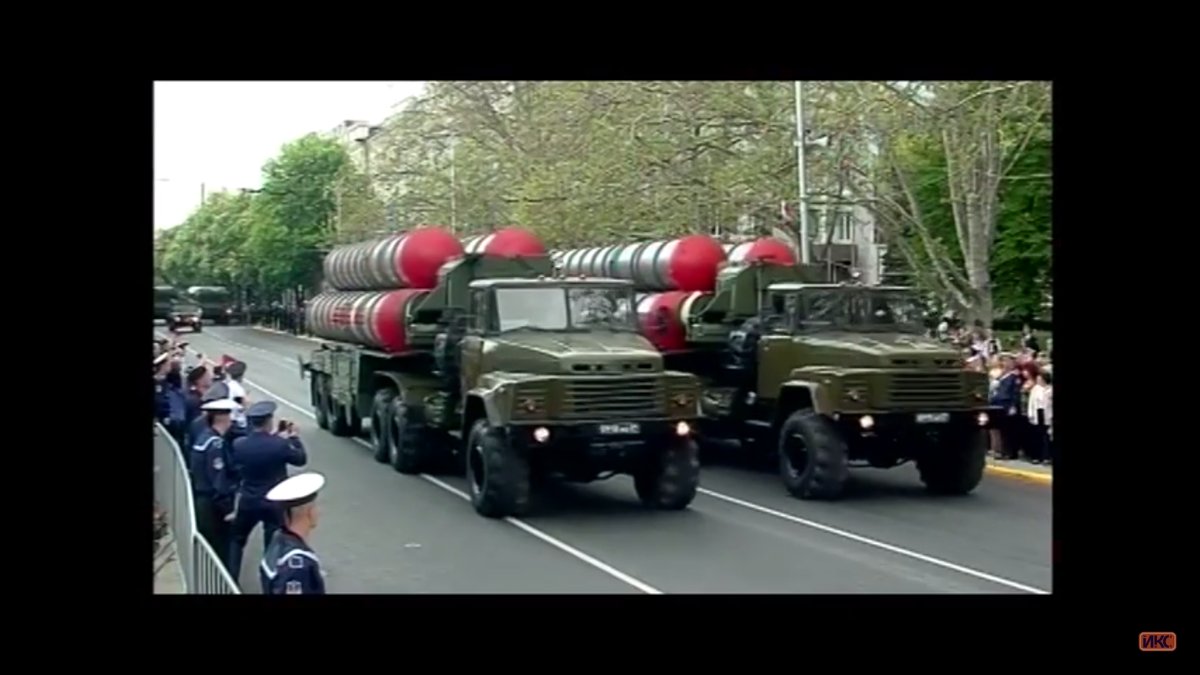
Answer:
161, 334, 662, 595
191, 329, 298, 369
696, 488, 1050, 595
169, 331, 1050, 595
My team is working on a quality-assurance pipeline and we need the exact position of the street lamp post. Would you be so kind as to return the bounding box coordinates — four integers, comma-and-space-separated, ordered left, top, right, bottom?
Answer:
793, 81, 811, 265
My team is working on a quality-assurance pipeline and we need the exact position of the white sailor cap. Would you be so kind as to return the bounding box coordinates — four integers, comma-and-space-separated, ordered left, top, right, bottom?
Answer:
267, 472, 326, 508
201, 398, 240, 413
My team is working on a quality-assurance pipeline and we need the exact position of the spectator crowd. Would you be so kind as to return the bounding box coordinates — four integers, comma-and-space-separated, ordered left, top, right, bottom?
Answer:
153, 332, 325, 594
933, 317, 1054, 466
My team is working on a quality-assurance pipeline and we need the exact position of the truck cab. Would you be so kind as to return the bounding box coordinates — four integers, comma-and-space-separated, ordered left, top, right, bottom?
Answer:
711, 281, 992, 499
454, 276, 702, 516
167, 298, 203, 333
187, 286, 236, 325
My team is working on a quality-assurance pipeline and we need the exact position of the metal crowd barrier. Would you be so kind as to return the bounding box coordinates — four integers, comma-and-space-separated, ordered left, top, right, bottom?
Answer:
154, 422, 242, 594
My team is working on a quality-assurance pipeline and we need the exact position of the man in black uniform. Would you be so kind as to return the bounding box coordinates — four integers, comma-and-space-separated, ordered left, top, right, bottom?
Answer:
227, 400, 308, 583
190, 398, 239, 568
260, 472, 327, 595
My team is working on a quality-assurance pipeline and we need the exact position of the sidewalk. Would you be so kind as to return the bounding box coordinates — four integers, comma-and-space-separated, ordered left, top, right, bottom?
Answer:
154, 530, 187, 594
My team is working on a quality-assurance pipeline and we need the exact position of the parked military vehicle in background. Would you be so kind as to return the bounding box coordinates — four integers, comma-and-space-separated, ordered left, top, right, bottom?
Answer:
301, 227, 703, 519
551, 235, 996, 501
155, 285, 179, 322
186, 286, 237, 324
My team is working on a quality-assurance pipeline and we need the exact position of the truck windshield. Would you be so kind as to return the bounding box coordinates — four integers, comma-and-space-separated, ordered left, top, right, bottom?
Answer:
798, 288, 924, 333
494, 286, 636, 333
860, 289, 925, 332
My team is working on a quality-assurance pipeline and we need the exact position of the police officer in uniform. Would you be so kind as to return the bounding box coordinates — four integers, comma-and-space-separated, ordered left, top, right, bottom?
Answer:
189, 381, 229, 450
191, 398, 239, 568
227, 400, 307, 582
182, 365, 211, 445
259, 472, 327, 595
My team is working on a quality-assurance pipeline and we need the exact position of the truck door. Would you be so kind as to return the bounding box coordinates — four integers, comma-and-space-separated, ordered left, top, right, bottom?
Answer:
459, 288, 488, 390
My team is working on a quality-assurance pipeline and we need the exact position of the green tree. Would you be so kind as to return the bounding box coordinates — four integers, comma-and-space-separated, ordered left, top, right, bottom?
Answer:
157, 190, 256, 288
840, 81, 1052, 324
246, 134, 358, 294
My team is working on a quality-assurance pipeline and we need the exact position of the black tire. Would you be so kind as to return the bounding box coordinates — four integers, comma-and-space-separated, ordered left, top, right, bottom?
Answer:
634, 435, 701, 509
917, 427, 988, 495
328, 383, 352, 437
194, 324, 203, 333
388, 397, 431, 474
465, 418, 531, 518
346, 403, 363, 437
777, 408, 849, 500
313, 376, 329, 431
370, 388, 396, 463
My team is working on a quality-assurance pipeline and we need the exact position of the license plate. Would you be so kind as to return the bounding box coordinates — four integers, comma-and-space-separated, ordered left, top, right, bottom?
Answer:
598, 423, 640, 435
916, 413, 950, 424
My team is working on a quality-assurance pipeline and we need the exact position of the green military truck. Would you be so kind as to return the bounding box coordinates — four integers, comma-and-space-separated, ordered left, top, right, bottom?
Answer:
167, 297, 204, 332
666, 262, 995, 500
186, 286, 237, 325
154, 285, 179, 322
300, 254, 703, 518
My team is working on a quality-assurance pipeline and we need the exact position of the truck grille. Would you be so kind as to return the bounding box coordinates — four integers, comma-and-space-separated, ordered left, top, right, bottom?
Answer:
888, 373, 965, 409
563, 376, 665, 420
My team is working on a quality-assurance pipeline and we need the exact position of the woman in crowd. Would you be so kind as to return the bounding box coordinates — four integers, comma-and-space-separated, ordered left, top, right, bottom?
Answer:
989, 354, 1023, 460
1025, 371, 1053, 464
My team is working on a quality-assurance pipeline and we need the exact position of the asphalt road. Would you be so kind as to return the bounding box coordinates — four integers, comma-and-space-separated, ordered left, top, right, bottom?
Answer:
159, 324, 1053, 594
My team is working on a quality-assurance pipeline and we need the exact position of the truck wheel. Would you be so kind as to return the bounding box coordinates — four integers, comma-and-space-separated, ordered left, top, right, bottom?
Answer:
465, 418, 531, 518
388, 398, 430, 474
634, 435, 700, 510
346, 403, 363, 437
917, 427, 988, 495
328, 387, 353, 437
370, 388, 396, 463
313, 376, 330, 430
778, 408, 849, 500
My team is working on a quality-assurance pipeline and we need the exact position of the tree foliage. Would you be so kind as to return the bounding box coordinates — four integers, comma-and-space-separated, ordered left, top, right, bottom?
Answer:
155, 135, 379, 297
156, 82, 1051, 320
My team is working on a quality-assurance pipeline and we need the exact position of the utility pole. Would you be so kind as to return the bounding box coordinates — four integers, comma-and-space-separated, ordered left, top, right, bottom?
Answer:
449, 137, 458, 234
200, 182, 206, 205
793, 81, 811, 264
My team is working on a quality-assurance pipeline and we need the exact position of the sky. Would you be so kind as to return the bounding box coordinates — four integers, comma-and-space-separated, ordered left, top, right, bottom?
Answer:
154, 81, 427, 230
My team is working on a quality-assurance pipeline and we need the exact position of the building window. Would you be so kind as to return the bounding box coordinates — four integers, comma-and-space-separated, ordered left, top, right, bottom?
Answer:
835, 212, 853, 243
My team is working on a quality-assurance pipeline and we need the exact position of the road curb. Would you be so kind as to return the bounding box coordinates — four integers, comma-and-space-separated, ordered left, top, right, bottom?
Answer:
985, 463, 1052, 485
249, 326, 324, 344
